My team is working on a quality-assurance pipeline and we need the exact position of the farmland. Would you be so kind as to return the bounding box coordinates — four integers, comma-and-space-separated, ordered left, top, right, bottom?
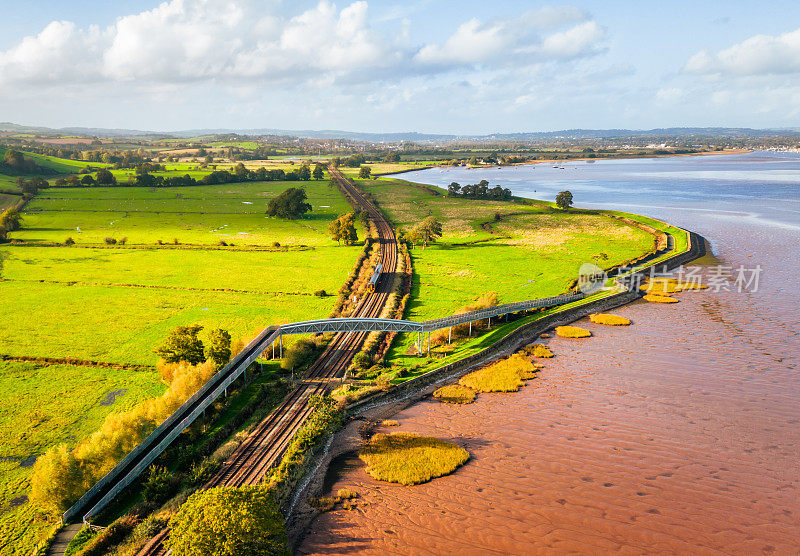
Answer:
1, 180, 363, 364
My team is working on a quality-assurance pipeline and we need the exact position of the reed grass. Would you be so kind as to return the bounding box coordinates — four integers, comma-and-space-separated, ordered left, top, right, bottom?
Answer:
524, 343, 554, 358
644, 293, 679, 303
555, 325, 592, 338
589, 313, 631, 326
359, 432, 469, 485
458, 353, 532, 392
433, 384, 477, 404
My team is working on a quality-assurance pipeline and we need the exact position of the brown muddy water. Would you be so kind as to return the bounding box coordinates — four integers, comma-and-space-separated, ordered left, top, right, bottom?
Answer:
300, 154, 800, 554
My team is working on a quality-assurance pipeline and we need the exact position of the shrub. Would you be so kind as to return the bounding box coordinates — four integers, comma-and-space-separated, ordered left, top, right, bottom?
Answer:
76, 516, 139, 556
118, 237, 128, 245
103, 237, 117, 245
381, 419, 399, 427
273, 241, 281, 247
64, 237, 75, 246
165, 486, 287, 556
337, 488, 358, 500
359, 432, 469, 485
282, 338, 318, 371
217, 240, 228, 246
314, 289, 327, 297
590, 313, 631, 326
555, 326, 592, 338
142, 466, 176, 505
351, 351, 371, 371
310, 496, 336, 512
204, 328, 232, 368
433, 384, 477, 404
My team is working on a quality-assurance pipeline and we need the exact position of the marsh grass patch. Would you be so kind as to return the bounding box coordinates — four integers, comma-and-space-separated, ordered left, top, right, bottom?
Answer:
359, 432, 469, 485
644, 293, 679, 303
555, 325, 592, 338
432, 384, 477, 404
589, 313, 631, 326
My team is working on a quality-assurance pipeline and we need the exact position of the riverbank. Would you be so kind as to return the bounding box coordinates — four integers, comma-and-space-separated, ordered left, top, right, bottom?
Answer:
375, 148, 752, 178
287, 229, 705, 549
300, 289, 800, 554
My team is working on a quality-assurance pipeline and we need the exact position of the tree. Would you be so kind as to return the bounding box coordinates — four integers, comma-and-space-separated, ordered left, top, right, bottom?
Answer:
96, 168, 116, 185
233, 162, 248, 179
3, 149, 24, 169
81, 175, 95, 186
383, 152, 400, 162
296, 164, 311, 181
328, 213, 358, 246
555, 190, 573, 210
266, 188, 312, 219
154, 325, 206, 364
358, 165, 371, 179
205, 329, 232, 368
408, 216, 442, 248
312, 163, 325, 180
0, 209, 22, 232
447, 182, 461, 197
165, 486, 288, 556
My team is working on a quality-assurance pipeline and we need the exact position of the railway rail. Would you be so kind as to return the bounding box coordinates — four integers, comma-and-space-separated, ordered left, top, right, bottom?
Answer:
135, 167, 397, 555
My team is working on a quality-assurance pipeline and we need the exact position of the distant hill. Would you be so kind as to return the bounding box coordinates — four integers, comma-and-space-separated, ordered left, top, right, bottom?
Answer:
2, 122, 799, 142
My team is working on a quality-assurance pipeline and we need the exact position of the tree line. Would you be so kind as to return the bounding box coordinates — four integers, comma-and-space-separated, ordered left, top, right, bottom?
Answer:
447, 180, 513, 200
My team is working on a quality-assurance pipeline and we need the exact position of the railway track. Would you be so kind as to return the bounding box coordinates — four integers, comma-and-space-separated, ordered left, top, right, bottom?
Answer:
136, 169, 397, 555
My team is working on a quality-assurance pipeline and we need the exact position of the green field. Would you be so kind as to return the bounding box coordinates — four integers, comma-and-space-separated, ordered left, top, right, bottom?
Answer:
0, 193, 21, 210
358, 177, 653, 362
0, 360, 164, 556
15, 180, 354, 245
1, 180, 363, 364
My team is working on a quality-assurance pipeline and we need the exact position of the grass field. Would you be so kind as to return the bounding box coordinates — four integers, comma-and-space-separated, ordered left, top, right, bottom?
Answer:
0, 180, 362, 364
0, 360, 164, 556
15, 180, 351, 245
0, 193, 21, 210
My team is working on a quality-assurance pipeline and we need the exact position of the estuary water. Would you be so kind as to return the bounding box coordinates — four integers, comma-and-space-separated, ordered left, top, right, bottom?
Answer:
300, 152, 800, 554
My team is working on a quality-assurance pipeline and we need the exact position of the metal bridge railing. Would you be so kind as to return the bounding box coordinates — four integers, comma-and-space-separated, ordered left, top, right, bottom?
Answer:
421, 292, 585, 332
279, 317, 422, 335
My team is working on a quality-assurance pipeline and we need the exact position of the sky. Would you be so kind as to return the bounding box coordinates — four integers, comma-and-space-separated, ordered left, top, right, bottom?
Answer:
1, 0, 800, 134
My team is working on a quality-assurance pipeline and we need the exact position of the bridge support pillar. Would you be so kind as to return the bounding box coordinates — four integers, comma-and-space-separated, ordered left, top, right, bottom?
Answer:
418, 332, 424, 356
427, 332, 431, 356
469, 321, 472, 336
448, 327, 452, 344
279, 335, 283, 359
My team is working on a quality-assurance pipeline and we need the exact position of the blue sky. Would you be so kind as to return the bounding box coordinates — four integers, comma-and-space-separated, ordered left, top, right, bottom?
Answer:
1, 0, 799, 133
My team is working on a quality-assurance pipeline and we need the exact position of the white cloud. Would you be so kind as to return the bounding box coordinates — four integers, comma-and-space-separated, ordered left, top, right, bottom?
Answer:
0, 0, 396, 88
684, 27, 800, 75
540, 21, 606, 59
414, 7, 605, 66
